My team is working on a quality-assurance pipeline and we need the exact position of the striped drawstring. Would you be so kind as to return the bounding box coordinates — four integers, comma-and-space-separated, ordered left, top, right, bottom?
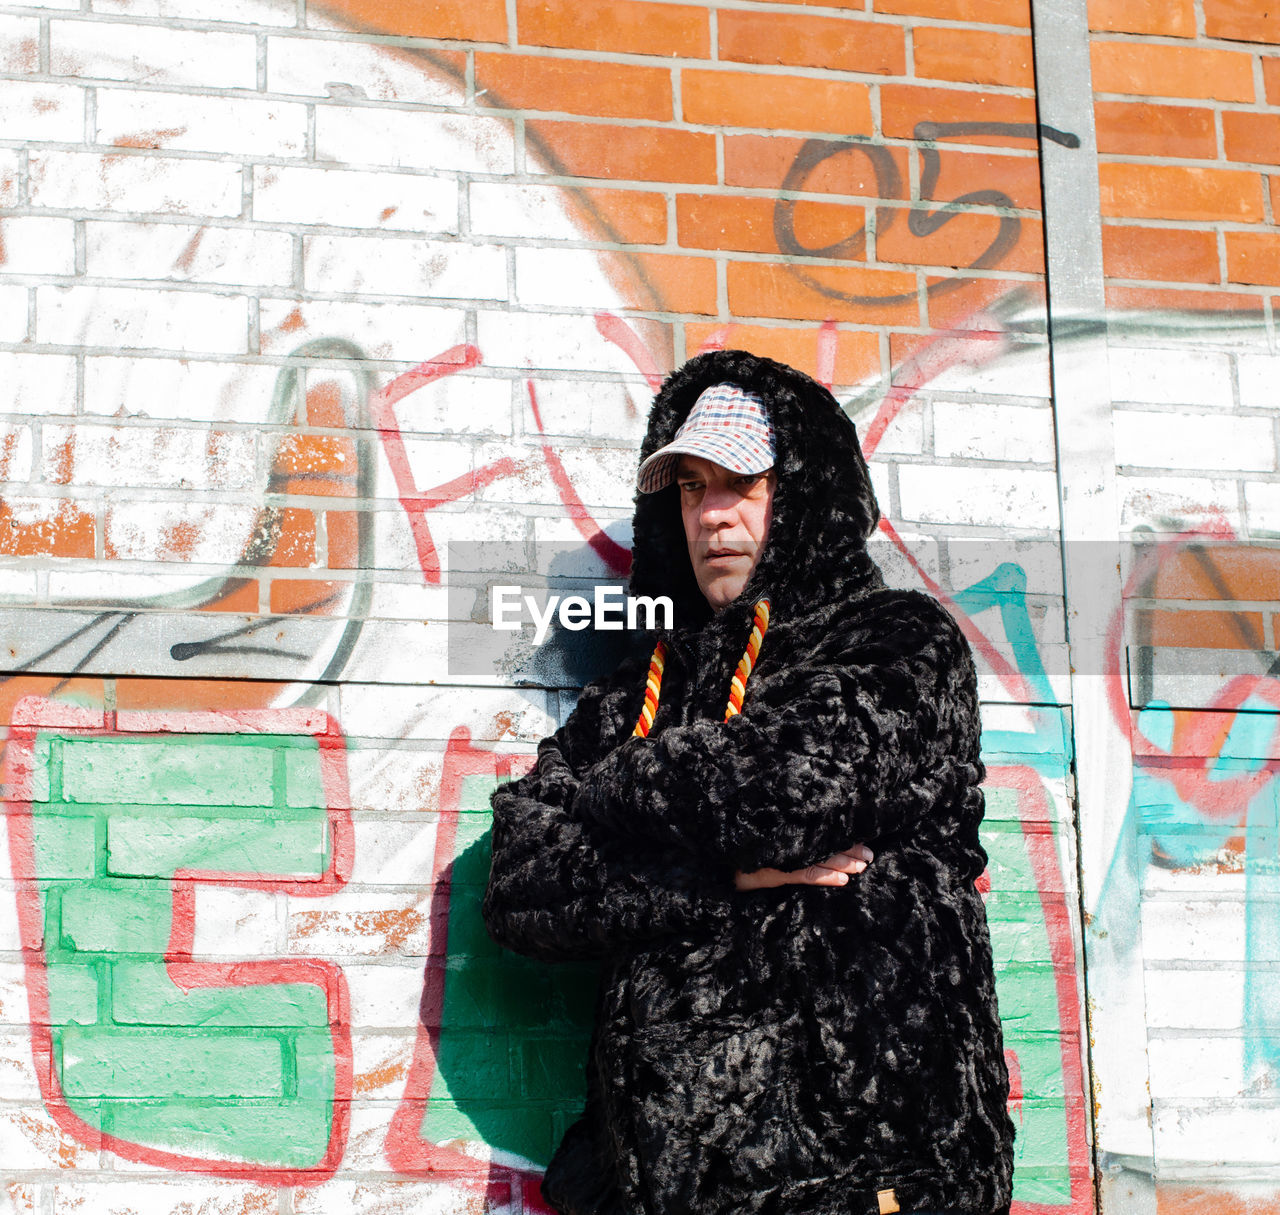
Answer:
632, 597, 771, 736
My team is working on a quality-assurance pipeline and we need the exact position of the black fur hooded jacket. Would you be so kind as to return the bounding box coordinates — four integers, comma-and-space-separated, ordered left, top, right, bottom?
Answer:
483, 350, 1015, 1215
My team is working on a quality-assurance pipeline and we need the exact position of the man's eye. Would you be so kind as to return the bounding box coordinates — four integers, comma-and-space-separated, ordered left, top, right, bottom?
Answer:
678, 481, 701, 492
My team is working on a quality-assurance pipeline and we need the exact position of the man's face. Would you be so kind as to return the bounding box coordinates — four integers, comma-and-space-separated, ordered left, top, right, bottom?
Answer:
676, 454, 776, 612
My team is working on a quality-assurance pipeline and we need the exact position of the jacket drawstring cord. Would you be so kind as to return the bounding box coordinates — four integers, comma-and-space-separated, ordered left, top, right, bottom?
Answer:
632, 597, 771, 737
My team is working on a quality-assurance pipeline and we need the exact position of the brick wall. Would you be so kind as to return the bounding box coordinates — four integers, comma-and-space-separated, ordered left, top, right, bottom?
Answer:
0, 0, 1277, 1211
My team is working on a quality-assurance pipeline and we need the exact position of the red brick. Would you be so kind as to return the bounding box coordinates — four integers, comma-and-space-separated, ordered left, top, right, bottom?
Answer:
1104, 283, 1264, 313
874, 0, 1029, 25
923, 148, 1041, 211
1223, 111, 1280, 167
1099, 163, 1265, 222
568, 187, 668, 244
724, 135, 910, 200
923, 274, 1045, 329
1094, 101, 1217, 159
682, 70, 873, 136
1101, 225, 1219, 284
1087, 0, 1195, 35
0, 500, 94, 558
912, 27, 1034, 89
684, 321, 880, 385
200, 579, 260, 613
608, 251, 719, 315
1146, 545, 1280, 602
1091, 41, 1255, 103
116, 677, 287, 711
1265, 57, 1280, 105
269, 508, 317, 568
1132, 608, 1265, 649
1204, 0, 1280, 44
325, 0, 506, 42
1272, 174, 1280, 216
476, 53, 672, 121
717, 11, 905, 75
677, 193, 866, 257
1226, 233, 1280, 286
879, 85, 1038, 142
270, 578, 350, 615
877, 208, 1043, 274
727, 259, 920, 325
527, 121, 717, 184
515, 0, 710, 57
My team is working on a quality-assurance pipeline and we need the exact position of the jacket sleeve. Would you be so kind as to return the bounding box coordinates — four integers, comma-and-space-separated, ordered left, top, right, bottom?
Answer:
482, 658, 735, 964
570, 595, 980, 873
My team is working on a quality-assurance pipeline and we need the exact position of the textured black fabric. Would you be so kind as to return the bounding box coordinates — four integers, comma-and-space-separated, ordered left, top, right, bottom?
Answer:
483, 349, 1015, 1215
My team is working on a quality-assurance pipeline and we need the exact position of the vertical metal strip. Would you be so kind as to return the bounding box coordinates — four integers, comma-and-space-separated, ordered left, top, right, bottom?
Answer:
1029, 0, 1156, 1209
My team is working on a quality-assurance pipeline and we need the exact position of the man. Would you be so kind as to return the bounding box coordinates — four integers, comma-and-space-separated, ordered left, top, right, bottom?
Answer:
484, 350, 1015, 1215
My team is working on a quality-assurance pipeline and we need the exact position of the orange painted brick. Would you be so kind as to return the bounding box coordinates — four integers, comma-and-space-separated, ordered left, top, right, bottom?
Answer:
1204, 0, 1280, 44
879, 85, 1037, 142
476, 53, 672, 121
1091, 42, 1254, 103
677, 193, 866, 257
1223, 111, 1280, 167
683, 70, 873, 136
116, 677, 289, 711
727, 259, 919, 325
924, 273, 1045, 329
685, 321, 879, 385
1087, 0, 1194, 35
1094, 102, 1216, 159
1147, 545, 1280, 602
874, 0, 1029, 25
0, 500, 94, 558
1265, 57, 1280, 106
527, 121, 716, 183
735, 0, 864, 8
608, 251, 719, 314
1132, 608, 1265, 650
717, 11, 905, 75
1099, 164, 1265, 222
515, 0, 710, 57
924, 149, 1041, 211
323, 0, 505, 42
877, 209, 1044, 274
305, 380, 346, 428
1272, 173, 1280, 216
912, 27, 1034, 89
1105, 283, 1264, 313
1226, 233, 1280, 286
268, 508, 316, 568
0, 677, 104, 726
270, 578, 351, 615
568, 187, 668, 244
1101, 225, 1219, 284
199, 578, 260, 613
724, 135, 909, 200
326, 509, 360, 569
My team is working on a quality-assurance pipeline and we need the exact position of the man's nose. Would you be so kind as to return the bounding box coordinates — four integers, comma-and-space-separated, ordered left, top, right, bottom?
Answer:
699, 485, 738, 524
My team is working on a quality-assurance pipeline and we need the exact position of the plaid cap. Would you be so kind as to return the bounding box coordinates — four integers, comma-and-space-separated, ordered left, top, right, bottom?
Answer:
637, 382, 776, 493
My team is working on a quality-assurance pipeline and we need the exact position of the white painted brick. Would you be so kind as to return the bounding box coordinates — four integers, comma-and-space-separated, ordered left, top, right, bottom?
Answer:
477, 442, 632, 510
0, 1108, 98, 1170
1114, 409, 1275, 473
267, 35, 464, 105
287, 888, 431, 955
524, 377, 649, 443
475, 310, 645, 375
304, 233, 507, 302
42, 423, 255, 490
1244, 480, 1280, 535
1237, 351, 1280, 411
1145, 969, 1244, 1030
94, 87, 309, 159
0, 149, 20, 208
0, 1033, 39, 1099
29, 150, 243, 217
1120, 474, 1243, 531
36, 284, 248, 355
1109, 346, 1235, 410
0, 961, 33, 1023
0, 423, 33, 481
92, 0, 296, 23
1153, 1101, 1280, 1166
865, 397, 924, 456
338, 684, 554, 743
362, 581, 452, 620
897, 463, 1059, 529
105, 500, 269, 564
0, 81, 84, 143
189, 887, 287, 955
315, 105, 516, 175
1148, 1036, 1246, 1101
469, 181, 592, 241
933, 399, 1055, 463
49, 19, 257, 90
0, 353, 78, 415
1, 1181, 36, 1215
0, 569, 38, 602
341, 962, 429, 1029
1141, 898, 1244, 962
296, 1179, 509, 1214
918, 337, 1051, 400
348, 1031, 414, 1100
259, 297, 466, 363
867, 458, 891, 516
0, 217, 76, 275
515, 246, 641, 311
252, 164, 458, 233
85, 220, 294, 287
378, 371, 512, 437
349, 818, 440, 884
51, 1182, 280, 1215
0, 284, 28, 342
84, 356, 278, 423
0, 14, 40, 73
48, 568, 238, 603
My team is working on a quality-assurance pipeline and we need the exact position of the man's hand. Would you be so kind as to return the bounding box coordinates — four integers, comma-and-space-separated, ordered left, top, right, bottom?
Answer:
733, 844, 874, 892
